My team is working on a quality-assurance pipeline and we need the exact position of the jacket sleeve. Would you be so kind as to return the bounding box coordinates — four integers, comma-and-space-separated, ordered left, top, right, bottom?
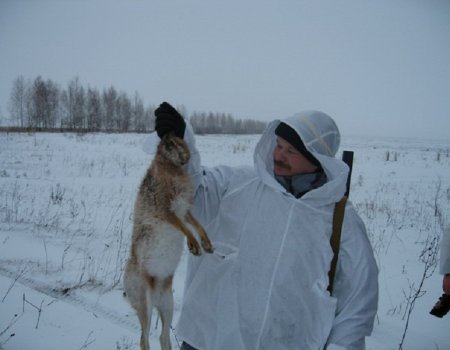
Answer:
440, 225, 450, 274
327, 203, 379, 350
183, 122, 237, 226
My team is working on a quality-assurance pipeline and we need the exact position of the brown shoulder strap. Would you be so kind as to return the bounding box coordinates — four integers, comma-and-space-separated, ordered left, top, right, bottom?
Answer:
327, 195, 348, 295
327, 150, 354, 295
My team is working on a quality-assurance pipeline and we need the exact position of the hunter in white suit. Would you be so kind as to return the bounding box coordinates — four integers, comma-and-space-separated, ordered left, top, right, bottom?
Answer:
154, 102, 379, 350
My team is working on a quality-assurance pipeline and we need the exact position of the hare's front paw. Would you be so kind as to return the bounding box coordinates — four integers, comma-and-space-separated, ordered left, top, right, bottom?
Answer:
201, 238, 214, 254
187, 238, 202, 256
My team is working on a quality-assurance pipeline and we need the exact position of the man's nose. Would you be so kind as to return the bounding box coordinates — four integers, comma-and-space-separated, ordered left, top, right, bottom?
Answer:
275, 150, 286, 161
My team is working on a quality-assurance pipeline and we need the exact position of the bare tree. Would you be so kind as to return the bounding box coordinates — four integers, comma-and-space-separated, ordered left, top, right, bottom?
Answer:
60, 77, 85, 129
45, 79, 60, 128
8, 75, 29, 127
72, 81, 86, 129
132, 92, 145, 132
117, 92, 132, 131
86, 87, 102, 131
102, 86, 117, 130
190, 112, 206, 134
223, 114, 234, 133
31, 76, 48, 128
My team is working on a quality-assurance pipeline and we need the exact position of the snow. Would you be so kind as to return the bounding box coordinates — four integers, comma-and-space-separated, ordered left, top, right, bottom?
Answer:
1, 131, 450, 350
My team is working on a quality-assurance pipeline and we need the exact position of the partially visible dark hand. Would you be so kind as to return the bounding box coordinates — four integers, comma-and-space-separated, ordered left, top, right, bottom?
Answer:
154, 102, 186, 139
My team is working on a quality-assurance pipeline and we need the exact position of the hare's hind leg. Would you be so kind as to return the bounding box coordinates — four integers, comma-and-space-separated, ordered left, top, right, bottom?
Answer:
156, 276, 174, 350
186, 211, 214, 253
135, 274, 156, 350
124, 263, 152, 350
137, 292, 152, 350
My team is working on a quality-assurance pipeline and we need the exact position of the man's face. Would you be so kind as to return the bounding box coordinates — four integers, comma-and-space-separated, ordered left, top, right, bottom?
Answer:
273, 137, 319, 176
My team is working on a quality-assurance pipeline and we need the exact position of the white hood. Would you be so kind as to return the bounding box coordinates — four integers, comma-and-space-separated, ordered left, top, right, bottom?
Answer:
254, 111, 349, 205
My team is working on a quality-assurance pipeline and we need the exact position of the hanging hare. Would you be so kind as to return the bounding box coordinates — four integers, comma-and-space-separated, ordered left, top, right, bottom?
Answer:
124, 133, 213, 350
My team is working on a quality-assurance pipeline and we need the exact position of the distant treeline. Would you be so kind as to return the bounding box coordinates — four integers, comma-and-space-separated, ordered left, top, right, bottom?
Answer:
5, 75, 267, 134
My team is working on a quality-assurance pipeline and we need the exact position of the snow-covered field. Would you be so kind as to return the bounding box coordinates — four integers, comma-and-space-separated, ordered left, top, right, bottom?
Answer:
0, 131, 449, 350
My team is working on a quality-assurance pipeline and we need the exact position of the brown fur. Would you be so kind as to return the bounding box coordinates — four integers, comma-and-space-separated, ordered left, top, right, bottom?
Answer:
123, 133, 213, 350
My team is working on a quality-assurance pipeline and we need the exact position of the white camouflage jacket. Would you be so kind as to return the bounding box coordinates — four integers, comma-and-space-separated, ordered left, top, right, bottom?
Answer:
176, 111, 378, 350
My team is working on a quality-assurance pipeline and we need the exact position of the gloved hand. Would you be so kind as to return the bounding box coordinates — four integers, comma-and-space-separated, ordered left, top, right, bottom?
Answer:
154, 102, 186, 139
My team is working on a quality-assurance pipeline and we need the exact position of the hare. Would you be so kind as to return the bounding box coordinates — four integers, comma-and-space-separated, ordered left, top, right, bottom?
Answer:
123, 133, 213, 350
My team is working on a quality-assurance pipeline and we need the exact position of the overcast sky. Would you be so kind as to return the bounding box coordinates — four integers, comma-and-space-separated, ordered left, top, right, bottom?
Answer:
1, 0, 449, 139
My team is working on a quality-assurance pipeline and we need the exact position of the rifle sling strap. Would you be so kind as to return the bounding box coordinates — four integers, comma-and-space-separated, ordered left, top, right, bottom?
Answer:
327, 195, 348, 295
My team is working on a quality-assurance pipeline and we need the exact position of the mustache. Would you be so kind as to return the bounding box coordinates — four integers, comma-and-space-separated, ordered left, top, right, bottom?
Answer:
274, 161, 290, 170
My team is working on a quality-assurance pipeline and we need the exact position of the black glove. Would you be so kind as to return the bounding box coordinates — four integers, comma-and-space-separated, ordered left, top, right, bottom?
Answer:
154, 102, 186, 139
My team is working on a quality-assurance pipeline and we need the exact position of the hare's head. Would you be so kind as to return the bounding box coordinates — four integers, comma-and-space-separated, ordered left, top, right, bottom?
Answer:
157, 133, 190, 166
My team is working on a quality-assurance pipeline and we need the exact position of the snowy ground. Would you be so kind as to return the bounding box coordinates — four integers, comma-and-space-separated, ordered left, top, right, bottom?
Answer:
0, 131, 449, 350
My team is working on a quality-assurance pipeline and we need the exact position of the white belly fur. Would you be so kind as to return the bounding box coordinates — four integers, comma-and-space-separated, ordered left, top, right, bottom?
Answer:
137, 222, 185, 278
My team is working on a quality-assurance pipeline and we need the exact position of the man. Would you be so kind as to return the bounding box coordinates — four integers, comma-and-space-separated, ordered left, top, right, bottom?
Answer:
154, 102, 378, 350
